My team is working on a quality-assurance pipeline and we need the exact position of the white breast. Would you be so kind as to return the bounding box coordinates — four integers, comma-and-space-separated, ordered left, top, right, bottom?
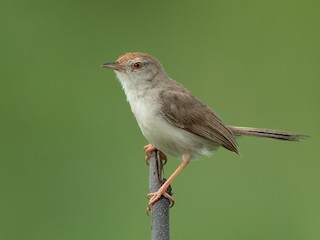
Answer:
116, 71, 216, 159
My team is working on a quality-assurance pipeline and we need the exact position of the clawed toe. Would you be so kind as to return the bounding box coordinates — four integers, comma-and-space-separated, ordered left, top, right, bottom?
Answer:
158, 151, 167, 165
144, 144, 157, 161
144, 144, 167, 165
146, 189, 174, 214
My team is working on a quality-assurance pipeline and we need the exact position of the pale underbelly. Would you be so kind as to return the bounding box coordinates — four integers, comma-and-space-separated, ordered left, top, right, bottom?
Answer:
138, 114, 219, 159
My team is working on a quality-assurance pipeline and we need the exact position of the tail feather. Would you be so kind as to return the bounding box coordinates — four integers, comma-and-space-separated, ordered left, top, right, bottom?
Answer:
228, 126, 308, 141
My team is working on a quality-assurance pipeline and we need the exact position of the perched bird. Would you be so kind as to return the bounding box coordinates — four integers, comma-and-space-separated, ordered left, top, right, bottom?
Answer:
101, 52, 305, 212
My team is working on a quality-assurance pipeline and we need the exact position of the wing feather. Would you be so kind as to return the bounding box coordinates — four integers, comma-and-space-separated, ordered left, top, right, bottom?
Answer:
160, 87, 238, 154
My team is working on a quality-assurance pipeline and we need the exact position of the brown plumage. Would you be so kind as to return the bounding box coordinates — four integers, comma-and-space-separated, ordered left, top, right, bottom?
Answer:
159, 82, 306, 155
227, 126, 307, 141
160, 84, 239, 154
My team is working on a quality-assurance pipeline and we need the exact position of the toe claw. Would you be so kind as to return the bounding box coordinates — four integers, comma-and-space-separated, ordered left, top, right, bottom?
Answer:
144, 144, 168, 165
146, 187, 174, 214
144, 144, 156, 163
158, 151, 167, 165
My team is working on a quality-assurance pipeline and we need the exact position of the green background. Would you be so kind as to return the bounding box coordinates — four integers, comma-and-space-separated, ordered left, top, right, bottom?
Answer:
1, 0, 319, 239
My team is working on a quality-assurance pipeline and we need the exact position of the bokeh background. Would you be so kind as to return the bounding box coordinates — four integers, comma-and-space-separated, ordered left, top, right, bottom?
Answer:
1, 0, 319, 239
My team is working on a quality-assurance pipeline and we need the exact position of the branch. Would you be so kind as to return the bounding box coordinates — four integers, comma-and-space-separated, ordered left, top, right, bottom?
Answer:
149, 150, 170, 240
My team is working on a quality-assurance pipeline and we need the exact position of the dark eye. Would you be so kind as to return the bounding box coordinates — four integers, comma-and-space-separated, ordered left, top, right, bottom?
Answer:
133, 62, 143, 69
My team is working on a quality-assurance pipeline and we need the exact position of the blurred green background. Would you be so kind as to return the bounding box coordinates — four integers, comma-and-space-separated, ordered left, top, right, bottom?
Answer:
1, 0, 319, 239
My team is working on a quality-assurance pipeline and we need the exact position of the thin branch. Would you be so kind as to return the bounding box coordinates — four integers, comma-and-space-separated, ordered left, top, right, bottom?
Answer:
149, 150, 170, 240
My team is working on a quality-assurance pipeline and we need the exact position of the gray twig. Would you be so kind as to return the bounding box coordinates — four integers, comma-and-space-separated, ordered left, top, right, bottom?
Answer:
149, 150, 170, 240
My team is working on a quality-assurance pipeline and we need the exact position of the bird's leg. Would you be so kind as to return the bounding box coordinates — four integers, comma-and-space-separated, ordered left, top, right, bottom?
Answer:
144, 144, 167, 165
147, 153, 191, 213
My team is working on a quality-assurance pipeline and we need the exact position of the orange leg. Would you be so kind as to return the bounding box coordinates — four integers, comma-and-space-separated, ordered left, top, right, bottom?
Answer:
144, 144, 167, 165
147, 153, 191, 213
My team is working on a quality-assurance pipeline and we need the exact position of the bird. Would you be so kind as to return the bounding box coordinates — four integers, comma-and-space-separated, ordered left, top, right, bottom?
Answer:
101, 52, 306, 212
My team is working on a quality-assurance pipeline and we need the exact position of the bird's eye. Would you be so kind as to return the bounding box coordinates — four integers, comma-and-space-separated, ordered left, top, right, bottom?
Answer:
133, 62, 143, 69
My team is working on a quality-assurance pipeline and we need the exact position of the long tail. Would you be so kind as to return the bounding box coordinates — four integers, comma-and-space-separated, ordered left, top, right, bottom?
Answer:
228, 126, 307, 141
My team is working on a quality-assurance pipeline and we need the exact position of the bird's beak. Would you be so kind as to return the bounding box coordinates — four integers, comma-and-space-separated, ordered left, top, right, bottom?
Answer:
101, 62, 124, 71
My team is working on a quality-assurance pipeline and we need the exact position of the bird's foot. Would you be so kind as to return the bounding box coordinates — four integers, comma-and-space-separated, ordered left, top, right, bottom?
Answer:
147, 186, 174, 214
144, 144, 167, 165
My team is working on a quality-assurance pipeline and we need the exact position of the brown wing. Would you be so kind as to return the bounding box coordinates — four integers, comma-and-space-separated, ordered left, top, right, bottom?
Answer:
160, 88, 238, 154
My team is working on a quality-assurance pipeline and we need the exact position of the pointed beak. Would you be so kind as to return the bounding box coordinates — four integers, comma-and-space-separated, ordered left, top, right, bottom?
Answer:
100, 62, 124, 71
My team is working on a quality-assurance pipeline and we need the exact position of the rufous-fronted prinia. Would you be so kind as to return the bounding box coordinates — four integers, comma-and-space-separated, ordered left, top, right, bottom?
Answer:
101, 52, 305, 213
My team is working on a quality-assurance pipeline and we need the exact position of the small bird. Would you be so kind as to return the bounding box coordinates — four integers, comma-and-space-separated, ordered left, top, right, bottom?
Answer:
101, 52, 305, 212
